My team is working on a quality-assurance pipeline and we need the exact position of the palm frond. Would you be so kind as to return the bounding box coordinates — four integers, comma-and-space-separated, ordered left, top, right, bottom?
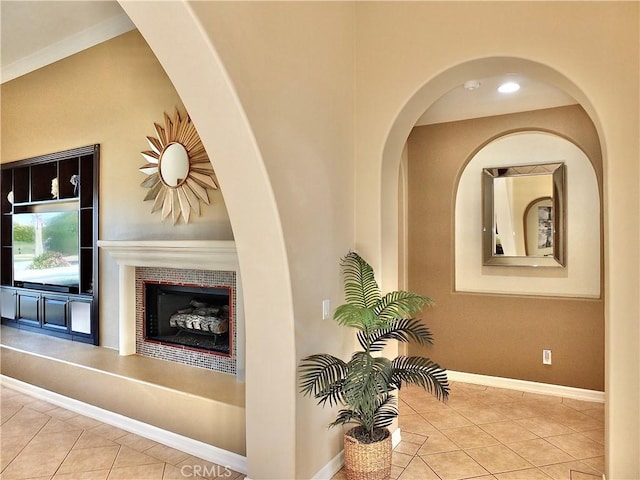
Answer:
333, 388, 397, 434
361, 318, 435, 352
341, 252, 381, 308
390, 356, 449, 401
328, 408, 361, 428
299, 354, 348, 406
371, 393, 398, 430
328, 394, 397, 438
342, 354, 393, 412
334, 304, 378, 332
373, 291, 434, 323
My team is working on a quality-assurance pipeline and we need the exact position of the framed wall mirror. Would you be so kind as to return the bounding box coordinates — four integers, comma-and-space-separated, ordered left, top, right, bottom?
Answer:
482, 162, 565, 267
139, 109, 218, 224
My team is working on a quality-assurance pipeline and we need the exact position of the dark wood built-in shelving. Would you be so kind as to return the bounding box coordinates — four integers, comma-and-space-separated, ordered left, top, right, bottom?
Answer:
0, 145, 99, 344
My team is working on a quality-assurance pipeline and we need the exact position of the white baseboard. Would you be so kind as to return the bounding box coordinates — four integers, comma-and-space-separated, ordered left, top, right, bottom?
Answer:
312, 449, 344, 480
391, 427, 402, 447
447, 370, 605, 403
0, 375, 248, 474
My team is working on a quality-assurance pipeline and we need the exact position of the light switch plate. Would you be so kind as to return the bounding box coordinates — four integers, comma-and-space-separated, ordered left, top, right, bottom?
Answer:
322, 299, 331, 320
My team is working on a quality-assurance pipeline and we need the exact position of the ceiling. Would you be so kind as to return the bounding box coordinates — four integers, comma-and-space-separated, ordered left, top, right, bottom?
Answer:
1, 1, 134, 83
416, 74, 577, 126
1, 1, 577, 124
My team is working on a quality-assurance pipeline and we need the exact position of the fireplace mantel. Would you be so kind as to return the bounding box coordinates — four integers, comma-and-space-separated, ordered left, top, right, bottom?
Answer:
98, 240, 242, 366
97, 240, 239, 270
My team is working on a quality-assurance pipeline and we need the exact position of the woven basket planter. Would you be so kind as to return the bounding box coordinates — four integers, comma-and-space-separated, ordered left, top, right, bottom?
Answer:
343, 427, 392, 480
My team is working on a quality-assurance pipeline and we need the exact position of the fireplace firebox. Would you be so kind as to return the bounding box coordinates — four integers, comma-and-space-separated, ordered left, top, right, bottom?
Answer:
144, 282, 231, 356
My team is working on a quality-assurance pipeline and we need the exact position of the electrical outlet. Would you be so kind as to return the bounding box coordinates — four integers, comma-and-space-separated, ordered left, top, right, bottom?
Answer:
543, 349, 552, 365
322, 299, 331, 320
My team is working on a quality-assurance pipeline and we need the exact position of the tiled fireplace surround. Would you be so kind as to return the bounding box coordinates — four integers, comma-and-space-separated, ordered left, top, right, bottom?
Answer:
98, 240, 244, 378
136, 267, 237, 374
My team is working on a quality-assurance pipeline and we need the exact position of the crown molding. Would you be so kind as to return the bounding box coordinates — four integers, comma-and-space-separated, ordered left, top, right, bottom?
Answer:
2, 12, 135, 84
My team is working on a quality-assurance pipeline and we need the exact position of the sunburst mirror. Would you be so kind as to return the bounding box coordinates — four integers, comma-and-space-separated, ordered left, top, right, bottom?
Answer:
139, 108, 218, 224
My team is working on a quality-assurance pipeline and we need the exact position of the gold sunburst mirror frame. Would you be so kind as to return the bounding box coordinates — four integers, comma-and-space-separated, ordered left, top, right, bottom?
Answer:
140, 108, 218, 224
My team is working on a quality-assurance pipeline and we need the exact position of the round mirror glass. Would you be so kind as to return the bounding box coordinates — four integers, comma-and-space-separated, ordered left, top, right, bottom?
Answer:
159, 142, 190, 187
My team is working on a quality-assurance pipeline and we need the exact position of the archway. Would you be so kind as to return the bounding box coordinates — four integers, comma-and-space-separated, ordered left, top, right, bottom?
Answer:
378, 56, 614, 471
118, 2, 297, 479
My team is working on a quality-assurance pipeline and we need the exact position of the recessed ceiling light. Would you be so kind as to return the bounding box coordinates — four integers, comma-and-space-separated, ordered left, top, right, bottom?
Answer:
498, 81, 520, 94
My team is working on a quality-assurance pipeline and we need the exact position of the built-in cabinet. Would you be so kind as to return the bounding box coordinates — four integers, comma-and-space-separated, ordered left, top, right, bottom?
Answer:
0, 145, 99, 344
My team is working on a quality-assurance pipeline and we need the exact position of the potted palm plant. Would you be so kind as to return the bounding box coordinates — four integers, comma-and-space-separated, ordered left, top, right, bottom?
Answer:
299, 252, 449, 480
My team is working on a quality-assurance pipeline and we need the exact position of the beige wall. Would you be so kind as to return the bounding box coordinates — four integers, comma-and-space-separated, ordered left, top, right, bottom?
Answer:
407, 106, 604, 391
0, 30, 234, 347
189, 4, 356, 477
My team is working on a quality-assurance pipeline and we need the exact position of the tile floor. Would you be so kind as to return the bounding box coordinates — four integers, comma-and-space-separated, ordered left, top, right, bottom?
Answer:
332, 382, 604, 480
0, 385, 243, 480
1, 381, 604, 480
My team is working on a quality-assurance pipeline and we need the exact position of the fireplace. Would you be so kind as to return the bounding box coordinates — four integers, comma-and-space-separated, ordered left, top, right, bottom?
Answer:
136, 267, 238, 374
98, 240, 244, 377
144, 282, 231, 356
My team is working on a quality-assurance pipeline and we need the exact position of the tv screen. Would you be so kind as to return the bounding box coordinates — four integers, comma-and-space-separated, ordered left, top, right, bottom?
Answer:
13, 211, 80, 290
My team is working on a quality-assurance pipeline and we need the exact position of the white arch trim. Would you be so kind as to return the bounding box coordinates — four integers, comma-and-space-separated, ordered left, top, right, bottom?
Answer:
118, 2, 296, 479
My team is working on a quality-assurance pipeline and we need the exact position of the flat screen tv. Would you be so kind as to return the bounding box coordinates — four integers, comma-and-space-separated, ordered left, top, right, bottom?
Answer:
13, 209, 80, 293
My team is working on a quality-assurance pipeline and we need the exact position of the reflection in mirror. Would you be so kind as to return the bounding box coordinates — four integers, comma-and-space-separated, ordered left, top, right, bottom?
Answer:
524, 196, 553, 256
159, 142, 190, 187
482, 163, 565, 267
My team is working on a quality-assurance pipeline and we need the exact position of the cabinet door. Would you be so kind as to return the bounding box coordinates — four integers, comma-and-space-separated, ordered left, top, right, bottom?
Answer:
69, 299, 92, 334
42, 295, 68, 331
1, 287, 16, 320
16, 292, 40, 325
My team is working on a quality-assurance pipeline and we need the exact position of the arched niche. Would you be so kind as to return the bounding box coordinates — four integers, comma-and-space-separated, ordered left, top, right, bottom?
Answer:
455, 131, 600, 297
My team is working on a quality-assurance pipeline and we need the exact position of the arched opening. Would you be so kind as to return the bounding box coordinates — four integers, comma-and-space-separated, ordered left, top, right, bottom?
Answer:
378, 55, 608, 469
119, 2, 297, 479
